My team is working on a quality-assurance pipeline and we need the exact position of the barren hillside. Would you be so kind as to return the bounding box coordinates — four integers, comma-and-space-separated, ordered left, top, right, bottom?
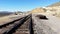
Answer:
48, 2, 60, 7
28, 8, 46, 14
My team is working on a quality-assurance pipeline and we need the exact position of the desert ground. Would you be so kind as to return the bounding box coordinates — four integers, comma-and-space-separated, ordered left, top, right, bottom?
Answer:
0, 14, 25, 25
32, 13, 60, 34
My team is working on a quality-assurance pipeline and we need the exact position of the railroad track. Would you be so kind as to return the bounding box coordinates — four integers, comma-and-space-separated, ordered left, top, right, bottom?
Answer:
0, 14, 37, 34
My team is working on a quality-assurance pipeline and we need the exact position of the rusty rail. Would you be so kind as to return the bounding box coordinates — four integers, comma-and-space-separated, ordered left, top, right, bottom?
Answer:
3, 14, 31, 34
29, 14, 34, 34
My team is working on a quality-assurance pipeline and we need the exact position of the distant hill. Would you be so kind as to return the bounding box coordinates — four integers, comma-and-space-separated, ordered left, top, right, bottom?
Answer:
48, 2, 60, 7
0, 11, 13, 17
29, 8, 46, 13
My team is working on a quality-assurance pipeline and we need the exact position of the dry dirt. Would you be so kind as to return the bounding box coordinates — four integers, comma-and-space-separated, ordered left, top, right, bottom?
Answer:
32, 13, 60, 34
0, 15, 24, 25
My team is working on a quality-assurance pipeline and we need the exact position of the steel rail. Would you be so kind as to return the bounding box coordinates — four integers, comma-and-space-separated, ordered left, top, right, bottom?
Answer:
0, 17, 22, 28
3, 14, 31, 34
29, 14, 34, 34
0, 14, 30, 28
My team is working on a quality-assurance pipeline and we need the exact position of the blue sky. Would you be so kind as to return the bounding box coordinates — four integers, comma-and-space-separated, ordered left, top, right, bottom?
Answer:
0, 0, 60, 12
